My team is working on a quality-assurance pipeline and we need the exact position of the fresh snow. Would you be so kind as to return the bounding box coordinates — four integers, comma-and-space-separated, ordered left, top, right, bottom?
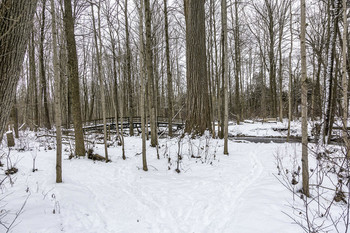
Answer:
1, 133, 303, 233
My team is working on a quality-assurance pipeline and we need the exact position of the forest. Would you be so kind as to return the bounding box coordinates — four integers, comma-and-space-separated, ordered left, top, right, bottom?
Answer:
0, 0, 349, 232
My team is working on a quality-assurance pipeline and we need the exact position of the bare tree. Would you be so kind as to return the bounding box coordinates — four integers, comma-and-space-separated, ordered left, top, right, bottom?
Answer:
63, 0, 85, 156
222, 0, 229, 154
50, 0, 62, 183
0, 0, 38, 142
184, 0, 211, 134
300, 0, 309, 197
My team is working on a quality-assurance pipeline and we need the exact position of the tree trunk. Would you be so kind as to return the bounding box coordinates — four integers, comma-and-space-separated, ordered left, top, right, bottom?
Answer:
222, 0, 229, 154
342, 0, 349, 157
39, 0, 51, 130
139, 0, 148, 171
320, 0, 340, 144
91, 2, 108, 161
145, 0, 158, 147
51, 0, 62, 183
300, 0, 310, 197
164, 0, 173, 137
184, 0, 211, 135
125, 0, 134, 137
63, 0, 85, 156
287, 2, 293, 141
0, 0, 38, 142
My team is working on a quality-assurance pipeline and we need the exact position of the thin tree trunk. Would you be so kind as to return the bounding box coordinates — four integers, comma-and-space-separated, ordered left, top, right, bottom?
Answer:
145, 0, 158, 147
342, 0, 349, 157
164, 0, 173, 137
320, 0, 340, 144
222, 0, 229, 155
139, 0, 148, 171
39, 0, 51, 130
51, 0, 62, 183
287, 2, 293, 141
300, 0, 310, 197
91, 2, 108, 161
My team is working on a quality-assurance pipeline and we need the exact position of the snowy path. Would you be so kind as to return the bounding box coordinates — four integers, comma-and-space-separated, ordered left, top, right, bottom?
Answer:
4, 138, 301, 233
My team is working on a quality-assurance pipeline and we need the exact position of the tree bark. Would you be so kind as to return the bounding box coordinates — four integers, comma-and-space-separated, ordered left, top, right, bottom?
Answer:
51, 0, 62, 183
342, 0, 349, 157
63, 0, 85, 156
0, 0, 38, 142
39, 0, 51, 130
184, 0, 211, 135
164, 0, 173, 137
145, 0, 158, 147
222, 0, 229, 154
300, 0, 310, 197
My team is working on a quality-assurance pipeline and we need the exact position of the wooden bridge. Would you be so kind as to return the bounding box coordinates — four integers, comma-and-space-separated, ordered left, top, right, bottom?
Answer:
81, 116, 185, 133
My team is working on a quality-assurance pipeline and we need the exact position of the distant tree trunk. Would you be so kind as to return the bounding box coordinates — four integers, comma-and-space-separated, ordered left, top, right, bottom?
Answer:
300, 0, 309, 197
145, 0, 158, 147
222, 0, 229, 154
91, 2, 108, 161
184, 0, 211, 134
63, 0, 85, 156
39, 0, 51, 130
342, 0, 349, 157
287, 2, 293, 141
125, 0, 134, 137
139, 0, 148, 171
29, 32, 40, 131
164, 0, 173, 137
0, 0, 38, 142
51, 0, 62, 183
320, 0, 340, 144
234, 0, 241, 125
11, 93, 19, 138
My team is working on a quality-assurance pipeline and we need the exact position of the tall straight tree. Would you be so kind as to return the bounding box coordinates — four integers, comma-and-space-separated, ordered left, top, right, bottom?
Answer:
320, 0, 341, 144
300, 0, 309, 197
145, 0, 158, 147
342, 0, 348, 157
164, 0, 173, 137
51, 0, 62, 183
0, 0, 38, 142
39, 0, 51, 129
184, 0, 211, 134
63, 0, 85, 156
222, 0, 229, 154
91, 1, 108, 161
124, 0, 134, 137
139, 0, 148, 171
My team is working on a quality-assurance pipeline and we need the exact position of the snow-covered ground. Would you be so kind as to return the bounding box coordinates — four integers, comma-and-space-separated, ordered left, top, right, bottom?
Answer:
0, 132, 305, 233
228, 119, 309, 137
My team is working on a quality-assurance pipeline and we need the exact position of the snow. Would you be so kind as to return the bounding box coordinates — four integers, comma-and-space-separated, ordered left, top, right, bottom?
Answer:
229, 119, 310, 137
0, 133, 305, 233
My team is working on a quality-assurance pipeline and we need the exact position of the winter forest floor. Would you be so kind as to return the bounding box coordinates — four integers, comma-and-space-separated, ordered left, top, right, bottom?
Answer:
0, 121, 347, 232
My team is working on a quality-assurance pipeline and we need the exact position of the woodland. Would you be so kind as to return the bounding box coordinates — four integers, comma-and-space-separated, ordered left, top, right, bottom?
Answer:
0, 0, 350, 232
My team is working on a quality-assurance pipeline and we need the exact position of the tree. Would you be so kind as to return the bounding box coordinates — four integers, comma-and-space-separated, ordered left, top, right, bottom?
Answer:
0, 0, 38, 142
320, 0, 341, 144
222, 0, 229, 154
63, 0, 85, 156
50, 0, 62, 183
91, 1, 108, 161
39, 0, 51, 130
164, 0, 173, 137
139, 0, 148, 171
341, 0, 348, 157
144, 0, 158, 147
184, 0, 211, 134
300, 0, 309, 197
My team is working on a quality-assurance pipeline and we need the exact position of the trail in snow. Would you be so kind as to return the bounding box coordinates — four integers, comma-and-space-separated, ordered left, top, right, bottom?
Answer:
2, 137, 301, 233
